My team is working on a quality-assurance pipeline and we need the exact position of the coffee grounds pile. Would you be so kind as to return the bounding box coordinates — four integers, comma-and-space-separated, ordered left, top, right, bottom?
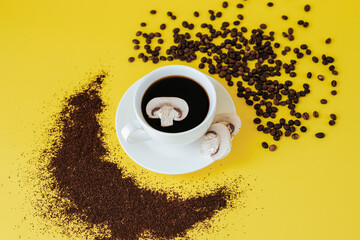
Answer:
38, 74, 240, 240
128, 1, 339, 151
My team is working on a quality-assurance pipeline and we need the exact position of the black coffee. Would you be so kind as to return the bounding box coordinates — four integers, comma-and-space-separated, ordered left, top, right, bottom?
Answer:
141, 76, 209, 133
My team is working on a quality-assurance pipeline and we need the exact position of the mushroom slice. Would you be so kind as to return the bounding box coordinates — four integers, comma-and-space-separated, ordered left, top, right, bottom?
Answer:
200, 123, 232, 161
212, 113, 241, 138
145, 97, 189, 127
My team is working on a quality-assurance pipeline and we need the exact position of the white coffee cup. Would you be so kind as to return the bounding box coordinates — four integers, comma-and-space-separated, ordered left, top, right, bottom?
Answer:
120, 65, 217, 145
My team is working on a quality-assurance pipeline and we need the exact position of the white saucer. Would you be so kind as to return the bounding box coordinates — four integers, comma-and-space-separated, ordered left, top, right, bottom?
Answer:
115, 74, 236, 175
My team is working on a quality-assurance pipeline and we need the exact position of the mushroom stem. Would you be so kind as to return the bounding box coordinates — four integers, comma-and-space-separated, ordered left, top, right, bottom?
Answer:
156, 106, 179, 127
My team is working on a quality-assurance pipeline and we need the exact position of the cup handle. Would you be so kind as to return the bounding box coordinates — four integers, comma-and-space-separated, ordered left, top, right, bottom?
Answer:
121, 120, 151, 144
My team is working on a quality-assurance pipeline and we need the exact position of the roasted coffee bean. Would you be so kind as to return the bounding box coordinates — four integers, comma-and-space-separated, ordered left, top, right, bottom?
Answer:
160, 24, 166, 30
136, 31, 142, 36
237, 14, 244, 20
199, 63, 205, 69
300, 44, 308, 49
150, 10, 157, 14
228, 81, 234, 86
302, 112, 310, 120
260, 24, 267, 29
306, 49, 312, 55
331, 80, 337, 87
288, 28, 294, 34
313, 111, 319, 118
317, 75, 324, 81
331, 90, 337, 95
128, 57, 135, 62
194, 11, 199, 17
298, 20, 304, 25
141, 22, 147, 27
304, 4, 311, 12
300, 126, 307, 132
330, 114, 337, 120
320, 99, 327, 104
285, 130, 291, 137
216, 12, 222, 18
253, 118, 261, 124
269, 144, 277, 151
312, 56, 319, 63
303, 22, 309, 27
315, 132, 325, 138
329, 120, 335, 126
279, 118, 286, 125
292, 133, 299, 140
282, 15, 288, 20
262, 142, 269, 149
233, 21, 240, 25
263, 127, 271, 133
303, 83, 310, 89
267, 121, 275, 128
325, 38, 332, 44
332, 70, 338, 75
267, 2, 274, 7
222, 1, 228, 8
295, 112, 301, 118
134, 45, 140, 50
171, 15, 177, 20
237, 3, 244, 8
294, 120, 301, 126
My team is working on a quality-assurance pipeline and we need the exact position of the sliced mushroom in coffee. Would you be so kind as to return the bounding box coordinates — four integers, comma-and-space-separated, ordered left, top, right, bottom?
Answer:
145, 97, 189, 127
200, 123, 232, 161
212, 113, 241, 138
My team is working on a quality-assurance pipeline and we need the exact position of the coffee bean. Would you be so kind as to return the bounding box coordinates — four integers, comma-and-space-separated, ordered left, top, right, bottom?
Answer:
320, 99, 327, 104
263, 127, 271, 133
128, 57, 135, 62
241, 27, 247, 32
167, 11, 172, 16
300, 126, 307, 132
228, 81, 234, 86
237, 3, 244, 8
158, 39, 164, 44
313, 111, 319, 118
290, 72, 296, 77
150, 10, 157, 14
317, 75, 325, 81
222, 1, 228, 8
303, 22, 309, 27
141, 22, 146, 27
302, 112, 310, 120
285, 130, 291, 137
330, 114, 337, 120
329, 120, 335, 126
331, 80, 337, 87
136, 31, 142, 36
160, 24, 166, 30
216, 12, 222, 18
233, 21, 240, 26
237, 14, 244, 20
171, 15, 177, 20
260, 24, 267, 29
295, 112, 301, 118
331, 90, 337, 95
312, 56, 319, 63
282, 15, 288, 20
188, 24, 194, 30
315, 132, 325, 138
304, 4, 311, 12
253, 118, 261, 124
262, 142, 269, 149
134, 45, 140, 50
294, 120, 301, 126
199, 63, 205, 69
210, 15, 216, 21
267, 2, 274, 7
325, 38, 332, 44
300, 44, 308, 50
194, 11, 199, 17
292, 133, 299, 140
269, 145, 277, 151
298, 20, 304, 25
267, 121, 275, 128
257, 125, 264, 131
332, 71, 338, 75
288, 35, 294, 41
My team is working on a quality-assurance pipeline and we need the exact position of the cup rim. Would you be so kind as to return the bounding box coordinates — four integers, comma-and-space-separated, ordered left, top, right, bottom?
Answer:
134, 65, 217, 136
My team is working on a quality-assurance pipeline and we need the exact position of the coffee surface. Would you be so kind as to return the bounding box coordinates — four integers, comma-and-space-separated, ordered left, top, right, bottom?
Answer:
141, 76, 209, 133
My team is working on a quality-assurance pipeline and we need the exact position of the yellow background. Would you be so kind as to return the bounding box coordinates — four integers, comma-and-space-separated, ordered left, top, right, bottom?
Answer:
1, 0, 360, 239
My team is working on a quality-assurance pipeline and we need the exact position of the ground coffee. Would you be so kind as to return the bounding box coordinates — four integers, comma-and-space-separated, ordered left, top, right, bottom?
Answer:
38, 74, 240, 240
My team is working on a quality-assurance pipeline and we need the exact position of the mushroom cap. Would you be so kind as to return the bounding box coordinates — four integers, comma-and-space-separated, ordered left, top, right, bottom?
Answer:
212, 113, 241, 138
145, 97, 189, 121
200, 123, 232, 161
